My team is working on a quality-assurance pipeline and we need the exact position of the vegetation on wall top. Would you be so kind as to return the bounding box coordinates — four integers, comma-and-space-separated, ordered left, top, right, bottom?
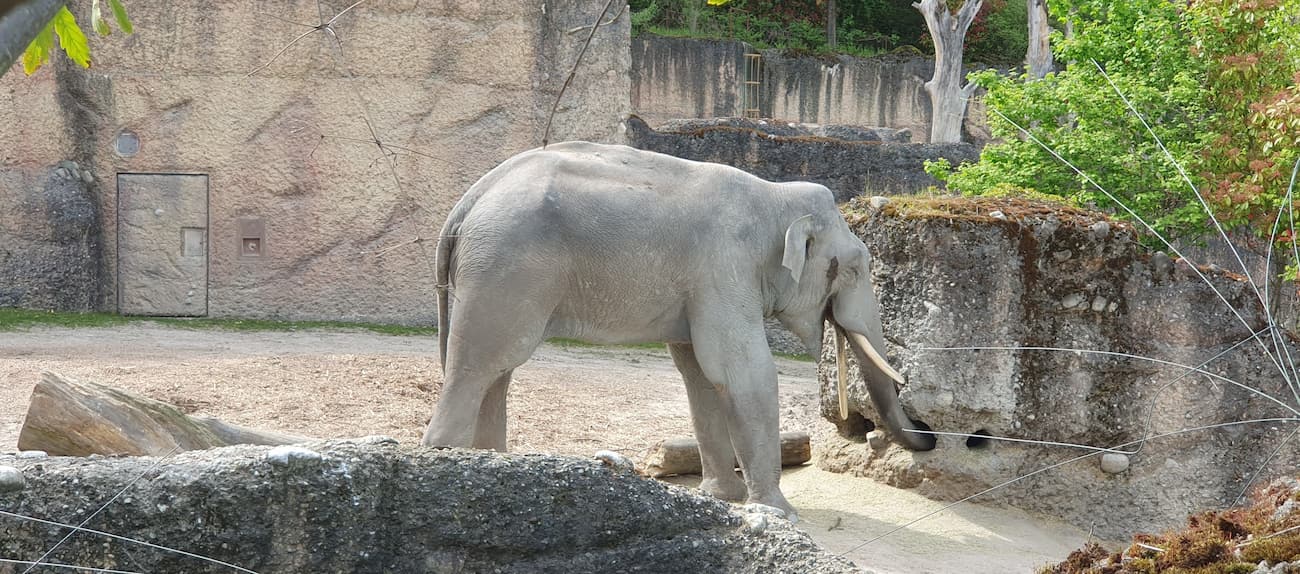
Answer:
629, 0, 1029, 65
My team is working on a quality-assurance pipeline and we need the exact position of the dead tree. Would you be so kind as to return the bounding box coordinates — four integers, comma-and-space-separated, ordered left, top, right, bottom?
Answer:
18, 372, 310, 456
914, 0, 984, 143
1026, 0, 1053, 79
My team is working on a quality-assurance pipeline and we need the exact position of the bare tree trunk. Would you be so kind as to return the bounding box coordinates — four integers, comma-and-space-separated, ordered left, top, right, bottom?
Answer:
827, 0, 837, 50
0, 0, 65, 78
18, 372, 311, 456
914, 0, 983, 143
643, 432, 812, 477
1026, 0, 1053, 79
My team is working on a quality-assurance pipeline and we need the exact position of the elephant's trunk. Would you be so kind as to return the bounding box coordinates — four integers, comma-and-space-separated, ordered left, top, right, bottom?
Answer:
841, 328, 937, 451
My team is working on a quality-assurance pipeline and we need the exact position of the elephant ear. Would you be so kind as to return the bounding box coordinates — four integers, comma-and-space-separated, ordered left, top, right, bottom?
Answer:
782, 214, 816, 283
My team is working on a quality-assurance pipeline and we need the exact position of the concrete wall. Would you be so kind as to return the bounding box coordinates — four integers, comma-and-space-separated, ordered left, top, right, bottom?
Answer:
627, 116, 979, 200
819, 198, 1298, 538
0, 0, 630, 322
631, 36, 990, 144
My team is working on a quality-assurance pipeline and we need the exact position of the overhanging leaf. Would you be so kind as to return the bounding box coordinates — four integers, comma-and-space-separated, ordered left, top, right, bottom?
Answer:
92, 0, 111, 36
21, 20, 55, 75
109, 0, 133, 35
52, 6, 91, 68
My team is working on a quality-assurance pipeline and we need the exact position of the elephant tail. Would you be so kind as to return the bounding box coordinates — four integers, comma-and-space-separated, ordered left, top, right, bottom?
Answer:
435, 201, 468, 375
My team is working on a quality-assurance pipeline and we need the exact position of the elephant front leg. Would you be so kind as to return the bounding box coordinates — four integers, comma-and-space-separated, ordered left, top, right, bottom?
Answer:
689, 310, 797, 521
668, 343, 748, 502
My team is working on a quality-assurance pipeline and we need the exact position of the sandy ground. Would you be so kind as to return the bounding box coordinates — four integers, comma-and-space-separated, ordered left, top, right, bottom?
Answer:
0, 323, 1091, 573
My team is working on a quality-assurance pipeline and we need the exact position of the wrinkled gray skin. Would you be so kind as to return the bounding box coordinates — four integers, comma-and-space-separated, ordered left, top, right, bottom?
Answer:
425, 142, 935, 520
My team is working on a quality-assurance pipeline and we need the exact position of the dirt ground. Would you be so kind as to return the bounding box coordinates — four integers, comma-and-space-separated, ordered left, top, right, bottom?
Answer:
0, 323, 1090, 573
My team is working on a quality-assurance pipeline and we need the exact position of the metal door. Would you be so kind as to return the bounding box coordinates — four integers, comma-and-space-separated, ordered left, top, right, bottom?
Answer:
117, 174, 209, 316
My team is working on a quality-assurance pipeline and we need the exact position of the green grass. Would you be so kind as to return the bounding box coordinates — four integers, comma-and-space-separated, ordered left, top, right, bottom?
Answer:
0, 308, 132, 330
0, 309, 817, 361
150, 317, 437, 336
0, 308, 435, 336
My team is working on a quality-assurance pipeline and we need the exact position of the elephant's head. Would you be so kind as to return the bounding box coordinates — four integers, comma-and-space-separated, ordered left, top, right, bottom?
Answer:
773, 210, 937, 451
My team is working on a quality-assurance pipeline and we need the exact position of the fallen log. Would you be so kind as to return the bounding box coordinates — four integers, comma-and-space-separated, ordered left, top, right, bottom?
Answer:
643, 431, 811, 477
17, 371, 310, 456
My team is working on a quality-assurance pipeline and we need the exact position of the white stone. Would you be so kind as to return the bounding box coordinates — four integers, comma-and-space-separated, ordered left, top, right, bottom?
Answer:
1061, 293, 1085, 309
0, 466, 24, 491
266, 445, 322, 466
1100, 453, 1130, 474
868, 196, 890, 210
866, 430, 888, 450
1091, 297, 1108, 312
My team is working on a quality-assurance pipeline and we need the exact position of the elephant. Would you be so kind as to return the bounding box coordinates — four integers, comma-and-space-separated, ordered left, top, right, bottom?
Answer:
424, 141, 936, 520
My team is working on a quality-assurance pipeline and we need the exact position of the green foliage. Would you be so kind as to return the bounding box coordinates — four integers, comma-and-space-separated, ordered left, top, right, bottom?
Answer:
965, 0, 1029, 66
1188, 0, 1300, 238
630, 0, 1023, 63
631, 0, 662, 35
22, 17, 56, 75
51, 6, 90, 68
21, 1, 133, 76
936, 0, 1225, 241
943, 0, 1300, 246
109, 0, 134, 34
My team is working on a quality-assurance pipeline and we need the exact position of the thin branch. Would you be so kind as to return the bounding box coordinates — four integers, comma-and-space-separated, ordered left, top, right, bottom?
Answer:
245, 27, 321, 78
567, 4, 627, 34
543, 0, 618, 148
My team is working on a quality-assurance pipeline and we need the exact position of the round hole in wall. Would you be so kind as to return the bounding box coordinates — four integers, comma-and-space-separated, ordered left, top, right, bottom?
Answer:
837, 411, 873, 439
115, 130, 140, 157
966, 429, 992, 450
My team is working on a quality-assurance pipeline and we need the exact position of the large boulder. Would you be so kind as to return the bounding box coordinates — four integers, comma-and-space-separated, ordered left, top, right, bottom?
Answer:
0, 439, 860, 573
820, 196, 1298, 539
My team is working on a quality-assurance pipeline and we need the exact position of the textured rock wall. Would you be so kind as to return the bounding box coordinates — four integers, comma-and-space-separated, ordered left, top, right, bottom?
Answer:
0, 440, 860, 573
0, 163, 102, 310
0, 0, 630, 321
818, 198, 1300, 539
626, 115, 979, 200
630, 37, 991, 143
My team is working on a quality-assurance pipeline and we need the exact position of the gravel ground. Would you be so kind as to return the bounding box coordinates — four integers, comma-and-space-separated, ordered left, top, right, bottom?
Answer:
0, 323, 1091, 573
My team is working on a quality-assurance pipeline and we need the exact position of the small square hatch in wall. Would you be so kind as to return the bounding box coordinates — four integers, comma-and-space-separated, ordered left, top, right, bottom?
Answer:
238, 218, 265, 259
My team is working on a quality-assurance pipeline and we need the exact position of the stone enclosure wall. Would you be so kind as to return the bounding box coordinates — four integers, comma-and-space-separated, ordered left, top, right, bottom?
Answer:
821, 197, 1299, 538
627, 116, 979, 200
0, 0, 630, 322
631, 36, 991, 144
0, 440, 858, 572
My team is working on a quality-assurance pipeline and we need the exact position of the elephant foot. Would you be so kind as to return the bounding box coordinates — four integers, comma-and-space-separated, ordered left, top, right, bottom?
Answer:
745, 495, 798, 524
700, 473, 748, 502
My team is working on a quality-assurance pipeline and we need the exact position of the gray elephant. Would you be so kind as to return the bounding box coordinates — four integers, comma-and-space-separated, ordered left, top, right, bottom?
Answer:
424, 142, 935, 520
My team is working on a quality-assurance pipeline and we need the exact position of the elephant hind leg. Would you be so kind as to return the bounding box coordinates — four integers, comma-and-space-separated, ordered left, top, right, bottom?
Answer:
668, 343, 748, 502
471, 371, 513, 451
423, 291, 550, 449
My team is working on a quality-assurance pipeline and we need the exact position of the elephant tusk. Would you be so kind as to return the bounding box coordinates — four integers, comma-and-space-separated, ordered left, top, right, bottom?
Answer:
845, 330, 905, 385
835, 327, 849, 420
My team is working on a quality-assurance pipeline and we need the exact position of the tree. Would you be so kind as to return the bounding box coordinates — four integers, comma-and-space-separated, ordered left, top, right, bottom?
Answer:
0, 0, 65, 76
914, 0, 984, 143
0, 0, 133, 79
929, 0, 1300, 244
1025, 0, 1052, 78
825, 0, 837, 49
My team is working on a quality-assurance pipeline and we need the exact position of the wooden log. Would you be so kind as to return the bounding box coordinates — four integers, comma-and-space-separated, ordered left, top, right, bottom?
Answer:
17, 372, 311, 456
643, 431, 811, 478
